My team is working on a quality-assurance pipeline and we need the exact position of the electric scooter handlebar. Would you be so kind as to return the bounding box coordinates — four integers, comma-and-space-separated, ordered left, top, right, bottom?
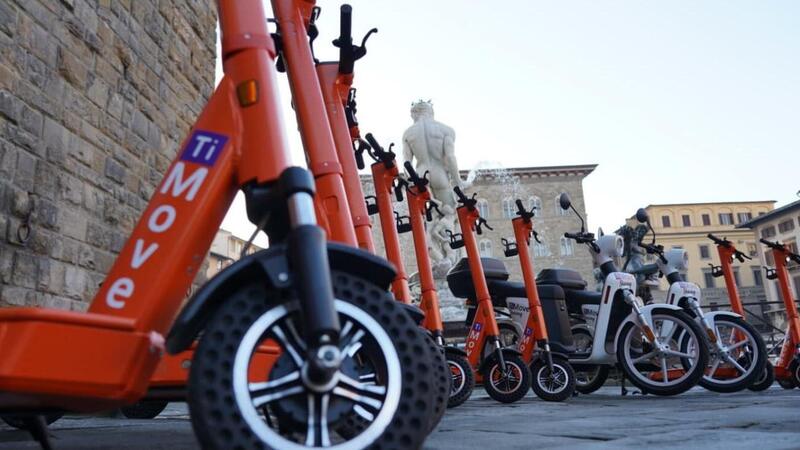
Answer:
364, 133, 396, 168
331, 5, 377, 75
403, 161, 429, 191
763, 239, 800, 264
453, 186, 478, 210
514, 199, 535, 221
709, 233, 750, 262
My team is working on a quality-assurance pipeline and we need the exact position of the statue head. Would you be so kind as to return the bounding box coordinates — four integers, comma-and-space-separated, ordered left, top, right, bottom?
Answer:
410, 100, 434, 121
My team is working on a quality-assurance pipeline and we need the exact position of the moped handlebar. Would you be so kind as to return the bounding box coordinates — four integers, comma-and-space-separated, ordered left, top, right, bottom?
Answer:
565, 231, 600, 253
332, 5, 377, 75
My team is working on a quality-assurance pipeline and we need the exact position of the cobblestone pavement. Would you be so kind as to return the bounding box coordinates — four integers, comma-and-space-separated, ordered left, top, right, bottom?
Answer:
1, 386, 797, 449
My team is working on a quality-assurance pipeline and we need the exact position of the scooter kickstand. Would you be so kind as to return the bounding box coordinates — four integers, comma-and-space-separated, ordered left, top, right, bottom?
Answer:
24, 415, 53, 450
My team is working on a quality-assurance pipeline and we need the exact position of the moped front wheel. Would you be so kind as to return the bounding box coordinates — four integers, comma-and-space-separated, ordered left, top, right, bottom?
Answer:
682, 316, 766, 393
188, 271, 436, 450
617, 308, 708, 396
530, 355, 576, 402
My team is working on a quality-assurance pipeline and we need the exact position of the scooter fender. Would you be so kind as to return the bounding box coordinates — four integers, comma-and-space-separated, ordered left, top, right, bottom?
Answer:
444, 346, 468, 359
478, 347, 523, 373
613, 303, 684, 349
165, 241, 396, 354
702, 311, 743, 330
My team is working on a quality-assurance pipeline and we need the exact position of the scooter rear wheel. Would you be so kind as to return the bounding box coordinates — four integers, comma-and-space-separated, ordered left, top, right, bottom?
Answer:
445, 350, 474, 408
482, 353, 531, 403
749, 361, 775, 391
188, 271, 436, 450
574, 365, 609, 395
530, 355, 576, 402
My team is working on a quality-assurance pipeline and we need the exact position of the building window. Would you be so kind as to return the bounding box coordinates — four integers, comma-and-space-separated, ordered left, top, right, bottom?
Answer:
701, 214, 711, 226
529, 196, 542, 213
560, 237, 574, 256
733, 268, 741, 287
699, 244, 710, 259
788, 241, 799, 267
718, 213, 734, 225
794, 276, 800, 301
752, 267, 763, 287
502, 198, 515, 218
682, 215, 691, 227
747, 243, 758, 257
477, 199, 489, 218
778, 219, 795, 234
661, 215, 671, 228
672, 245, 684, 250
533, 237, 550, 257
555, 196, 569, 216
737, 212, 753, 224
702, 269, 716, 288
765, 249, 775, 266
479, 239, 493, 257
761, 226, 776, 239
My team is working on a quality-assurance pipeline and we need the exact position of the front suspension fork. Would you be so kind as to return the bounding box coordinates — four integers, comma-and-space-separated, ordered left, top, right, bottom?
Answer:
488, 336, 507, 372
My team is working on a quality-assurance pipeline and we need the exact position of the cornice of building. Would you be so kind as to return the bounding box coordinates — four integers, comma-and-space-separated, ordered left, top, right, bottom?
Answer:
359, 164, 597, 182
643, 200, 776, 209
737, 199, 800, 229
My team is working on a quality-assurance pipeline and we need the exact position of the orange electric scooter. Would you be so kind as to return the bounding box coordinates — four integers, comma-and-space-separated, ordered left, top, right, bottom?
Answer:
0, 1, 436, 449
444, 187, 532, 403
707, 233, 774, 391
759, 239, 800, 389
499, 200, 576, 401
400, 163, 475, 407
354, 133, 413, 302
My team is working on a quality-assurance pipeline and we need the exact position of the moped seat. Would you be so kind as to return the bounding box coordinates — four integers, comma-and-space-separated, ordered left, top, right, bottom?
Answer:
486, 279, 526, 298
564, 289, 602, 306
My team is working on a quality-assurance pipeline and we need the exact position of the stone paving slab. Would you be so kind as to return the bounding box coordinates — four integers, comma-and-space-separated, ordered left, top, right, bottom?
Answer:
0, 386, 797, 449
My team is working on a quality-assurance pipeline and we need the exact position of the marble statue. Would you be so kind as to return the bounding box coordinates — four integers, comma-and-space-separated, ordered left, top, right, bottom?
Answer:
402, 100, 469, 269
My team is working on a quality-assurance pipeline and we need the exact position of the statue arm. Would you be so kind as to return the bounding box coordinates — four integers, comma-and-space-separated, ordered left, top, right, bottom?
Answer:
402, 133, 413, 169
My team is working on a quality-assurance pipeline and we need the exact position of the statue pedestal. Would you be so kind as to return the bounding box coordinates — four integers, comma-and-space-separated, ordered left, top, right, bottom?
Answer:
409, 261, 467, 322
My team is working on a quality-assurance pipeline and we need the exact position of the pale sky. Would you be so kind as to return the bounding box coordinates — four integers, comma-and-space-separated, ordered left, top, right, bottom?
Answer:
219, 1, 799, 247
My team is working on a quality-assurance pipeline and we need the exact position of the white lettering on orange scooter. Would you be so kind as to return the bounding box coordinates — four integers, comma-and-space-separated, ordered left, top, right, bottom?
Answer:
107, 277, 134, 309
105, 160, 211, 310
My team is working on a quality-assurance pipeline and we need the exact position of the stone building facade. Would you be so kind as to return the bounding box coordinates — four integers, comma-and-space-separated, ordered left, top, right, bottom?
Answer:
362, 164, 597, 294
0, 0, 217, 310
206, 229, 263, 280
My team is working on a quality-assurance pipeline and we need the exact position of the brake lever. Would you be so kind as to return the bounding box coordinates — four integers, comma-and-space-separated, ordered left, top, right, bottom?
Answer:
393, 178, 407, 201
532, 230, 542, 244
352, 138, 370, 169
425, 201, 443, 222
475, 217, 493, 235
306, 6, 321, 63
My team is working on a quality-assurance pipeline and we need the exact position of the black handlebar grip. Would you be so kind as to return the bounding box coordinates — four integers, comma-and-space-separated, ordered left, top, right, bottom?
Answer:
337, 5, 354, 74
404, 161, 421, 181
364, 133, 380, 153
515, 199, 525, 213
453, 186, 467, 201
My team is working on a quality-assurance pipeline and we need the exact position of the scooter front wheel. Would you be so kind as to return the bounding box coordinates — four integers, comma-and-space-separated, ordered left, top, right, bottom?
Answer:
188, 272, 436, 450
617, 308, 709, 396
482, 353, 531, 403
445, 351, 474, 408
530, 356, 575, 402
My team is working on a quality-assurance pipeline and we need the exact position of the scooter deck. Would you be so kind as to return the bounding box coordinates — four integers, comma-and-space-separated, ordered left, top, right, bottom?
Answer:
0, 307, 160, 411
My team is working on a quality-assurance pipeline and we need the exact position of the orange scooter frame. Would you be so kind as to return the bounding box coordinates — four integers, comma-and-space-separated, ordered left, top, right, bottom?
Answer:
449, 187, 531, 403
760, 239, 800, 385
0, 0, 292, 411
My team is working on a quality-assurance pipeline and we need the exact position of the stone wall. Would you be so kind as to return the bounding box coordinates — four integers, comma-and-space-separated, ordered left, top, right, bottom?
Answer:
0, 0, 217, 310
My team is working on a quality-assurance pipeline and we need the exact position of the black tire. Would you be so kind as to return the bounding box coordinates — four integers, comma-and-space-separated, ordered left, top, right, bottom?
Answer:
424, 334, 449, 432
530, 355, 575, 402
792, 359, 800, 389
750, 361, 776, 391
616, 308, 709, 396
574, 365, 610, 395
1, 413, 62, 430
188, 271, 437, 450
445, 350, 474, 408
120, 400, 169, 419
696, 316, 767, 393
482, 352, 531, 404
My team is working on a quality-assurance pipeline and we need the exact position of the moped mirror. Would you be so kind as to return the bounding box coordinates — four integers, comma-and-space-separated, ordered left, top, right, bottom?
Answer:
559, 192, 572, 211
635, 208, 649, 224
